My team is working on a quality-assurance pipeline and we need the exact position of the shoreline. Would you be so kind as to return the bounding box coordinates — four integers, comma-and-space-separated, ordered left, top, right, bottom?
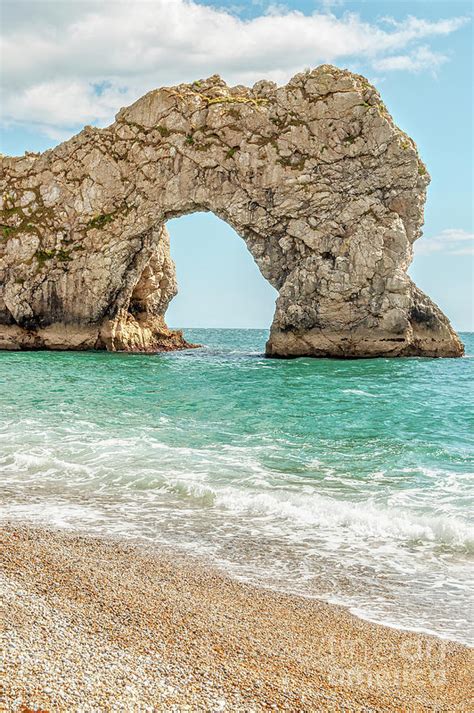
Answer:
1, 513, 470, 649
1, 525, 472, 711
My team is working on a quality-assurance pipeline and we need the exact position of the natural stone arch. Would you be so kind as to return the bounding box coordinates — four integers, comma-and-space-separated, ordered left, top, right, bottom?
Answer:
0, 65, 463, 357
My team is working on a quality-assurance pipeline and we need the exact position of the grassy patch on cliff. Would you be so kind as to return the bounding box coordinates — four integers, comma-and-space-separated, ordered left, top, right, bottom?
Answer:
35, 249, 56, 267
87, 213, 115, 230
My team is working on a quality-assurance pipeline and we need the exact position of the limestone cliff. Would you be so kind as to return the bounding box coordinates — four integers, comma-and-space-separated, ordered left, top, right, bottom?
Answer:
0, 65, 463, 356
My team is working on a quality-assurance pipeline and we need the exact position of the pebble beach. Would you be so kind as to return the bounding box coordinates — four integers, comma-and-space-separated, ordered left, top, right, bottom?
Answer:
1, 525, 472, 712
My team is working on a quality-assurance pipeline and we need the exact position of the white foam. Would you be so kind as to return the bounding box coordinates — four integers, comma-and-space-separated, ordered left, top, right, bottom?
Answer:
209, 486, 474, 551
342, 388, 379, 397
0, 502, 103, 529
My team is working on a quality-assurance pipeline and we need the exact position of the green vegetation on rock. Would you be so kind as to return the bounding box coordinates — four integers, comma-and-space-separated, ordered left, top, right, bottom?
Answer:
87, 213, 115, 230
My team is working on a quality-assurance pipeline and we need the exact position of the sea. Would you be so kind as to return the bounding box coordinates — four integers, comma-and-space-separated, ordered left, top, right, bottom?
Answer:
1, 329, 472, 645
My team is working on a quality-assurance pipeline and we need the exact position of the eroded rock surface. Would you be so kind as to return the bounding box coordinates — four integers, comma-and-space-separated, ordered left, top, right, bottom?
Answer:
0, 65, 463, 356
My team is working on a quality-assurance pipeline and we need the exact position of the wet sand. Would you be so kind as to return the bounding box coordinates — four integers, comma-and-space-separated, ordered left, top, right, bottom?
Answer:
0, 525, 472, 711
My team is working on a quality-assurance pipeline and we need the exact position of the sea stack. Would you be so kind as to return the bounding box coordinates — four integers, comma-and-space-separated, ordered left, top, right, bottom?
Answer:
0, 65, 463, 357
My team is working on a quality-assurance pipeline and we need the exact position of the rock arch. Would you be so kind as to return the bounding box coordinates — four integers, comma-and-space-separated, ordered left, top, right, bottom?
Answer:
0, 65, 463, 356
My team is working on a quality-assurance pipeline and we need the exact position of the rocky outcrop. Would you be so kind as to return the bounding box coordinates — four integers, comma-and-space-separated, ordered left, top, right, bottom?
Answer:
0, 65, 463, 356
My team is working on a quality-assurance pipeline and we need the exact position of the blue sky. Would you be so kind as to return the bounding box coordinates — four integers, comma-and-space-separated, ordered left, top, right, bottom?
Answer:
1, 0, 472, 329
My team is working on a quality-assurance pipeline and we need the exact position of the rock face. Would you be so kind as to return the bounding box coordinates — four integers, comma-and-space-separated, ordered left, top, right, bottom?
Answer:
0, 65, 463, 356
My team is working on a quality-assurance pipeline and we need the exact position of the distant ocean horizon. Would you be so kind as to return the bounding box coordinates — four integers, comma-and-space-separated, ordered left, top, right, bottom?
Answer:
1, 329, 473, 645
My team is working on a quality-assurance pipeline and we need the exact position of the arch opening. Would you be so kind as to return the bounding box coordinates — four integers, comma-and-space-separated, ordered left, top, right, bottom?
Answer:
164, 212, 278, 333
115, 210, 279, 353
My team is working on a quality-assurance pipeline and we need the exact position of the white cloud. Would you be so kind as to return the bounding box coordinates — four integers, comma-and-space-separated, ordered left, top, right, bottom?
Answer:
373, 46, 448, 73
3, 80, 137, 135
415, 229, 474, 256
0, 0, 469, 138
318, 0, 345, 11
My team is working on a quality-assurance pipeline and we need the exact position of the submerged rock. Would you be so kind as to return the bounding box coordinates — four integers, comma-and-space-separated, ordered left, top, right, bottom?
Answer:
0, 66, 463, 356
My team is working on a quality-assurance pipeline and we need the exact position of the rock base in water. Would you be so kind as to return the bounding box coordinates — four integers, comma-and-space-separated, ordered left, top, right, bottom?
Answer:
0, 315, 196, 353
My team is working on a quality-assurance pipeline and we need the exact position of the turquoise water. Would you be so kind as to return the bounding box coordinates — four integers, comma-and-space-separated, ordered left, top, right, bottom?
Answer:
1, 329, 473, 644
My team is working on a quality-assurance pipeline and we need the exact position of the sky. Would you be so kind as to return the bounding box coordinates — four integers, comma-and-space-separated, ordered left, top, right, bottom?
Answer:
0, 0, 472, 330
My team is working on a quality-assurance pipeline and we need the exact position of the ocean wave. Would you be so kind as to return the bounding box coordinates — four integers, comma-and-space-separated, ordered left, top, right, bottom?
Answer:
3, 441, 472, 553
207, 487, 474, 552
